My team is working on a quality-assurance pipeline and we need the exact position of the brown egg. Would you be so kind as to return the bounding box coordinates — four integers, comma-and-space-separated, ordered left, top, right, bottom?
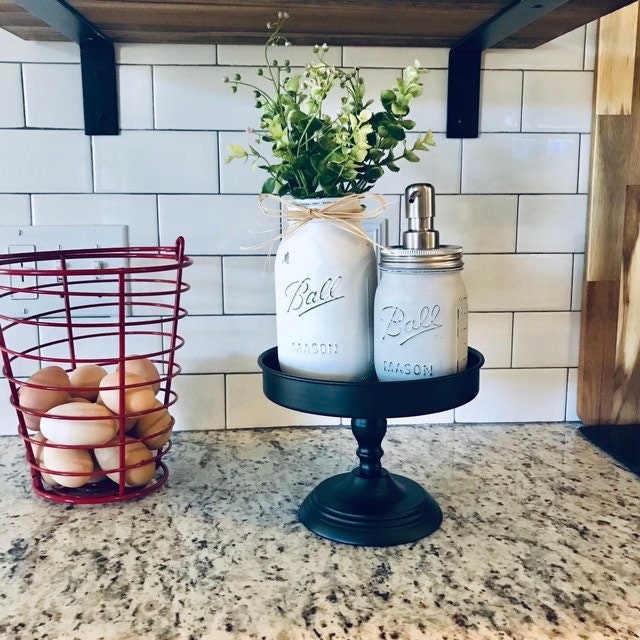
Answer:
98, 372, 156, 415
40, 402, 118, 446
94, 437, 156, 487
18, 366, 71, 431
132, 400, 173, 450
116, 357, 161, 394
68, 364, 108, 401
29, 432, 58, 486
41, 445, 94, 488
96, 395, 137, 431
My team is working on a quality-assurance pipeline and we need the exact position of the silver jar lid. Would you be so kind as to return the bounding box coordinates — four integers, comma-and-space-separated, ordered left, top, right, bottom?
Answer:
380, 244, 464, 271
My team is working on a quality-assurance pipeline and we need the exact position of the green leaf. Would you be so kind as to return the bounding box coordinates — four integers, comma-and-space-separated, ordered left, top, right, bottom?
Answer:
404, 150, 420, 162
387, 162, 400, 172
261, 178, 277, 193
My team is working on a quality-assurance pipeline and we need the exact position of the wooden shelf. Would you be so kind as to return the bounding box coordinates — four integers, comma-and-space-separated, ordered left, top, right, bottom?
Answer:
0, 0, 634, 48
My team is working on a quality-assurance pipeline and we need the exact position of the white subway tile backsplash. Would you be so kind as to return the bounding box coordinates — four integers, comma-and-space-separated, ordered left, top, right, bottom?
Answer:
223, 256, 275, 314
389, 410, 454, 425
434, 195, 518, 252
178, 315, 275, 374
572, 254, 584, 311
578, 134, 591, 194
31, 194, 158, 246
407, 69, 447, 132
455, 368, 567, 422
462, 134, 580, 194
158, 195, 278, 255
0, 131, 91, 193
343, 47, 449, 69
0, 29, 78, 63
0, 195, 30, 224
375, 133, 461, 195
464, 254, 573, 311
218, 44, 340, 67
517, 195, 587, 253
93, 131, 218, 193
226, 374, 338, 428
522, 71, 593, 133
171, 374, 225, 430
480, 71, 522, 132
468, 313, 512, 369
183, 257, 223, 315
154, 66, 267, 131
218, 131, 275, 194
0, 378, 19, 435
584, 21, 597, 71
0, 63, 24, 127
512, 312, 580, 368
0, 322, 39, 378
566, 368, 580, 421
483, 27, 585, 70
118, 66, 154, 129
23, 64, 82, 129
116, 43, 216, 65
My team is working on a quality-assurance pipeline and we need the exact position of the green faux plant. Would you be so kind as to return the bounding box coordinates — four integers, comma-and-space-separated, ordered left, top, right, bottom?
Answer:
224, 11, 435, 199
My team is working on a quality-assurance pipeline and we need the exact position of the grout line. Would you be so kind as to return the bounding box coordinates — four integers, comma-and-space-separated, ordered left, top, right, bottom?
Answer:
518, 70, 524, 132
18, 63, 27, 127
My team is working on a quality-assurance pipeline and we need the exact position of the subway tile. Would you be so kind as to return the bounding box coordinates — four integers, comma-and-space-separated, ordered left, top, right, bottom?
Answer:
584, 21, 597, 71
218, 131, 275, 194
177, 315, 276, 374
93, 131, 218, 193
226, 373, 338, 428
512, 312, 580, 368
464, 254, 572, 311
223, 256, 275, 314
517, 195, 587, 253
0, 322, 39, 378
158, 195, 278, 255
0, 131, 91, 193
462, 134, 579, 194
31, 195, 158, 246
171, 374, 225, 430
154, 66, 267, 130
454, 368, 567, 422
566, 368, 580, 422
218, 44, 340, 67
572, 254, 584, 311
483, 27, 586, 70
378, 195, 401, 246
118, 66, 154, 129
430, 195, 518, 252
0, 195, 30, 224
116, 43, 216, 65
480, 71, 522, 132
23, 64, 82, 129
182, 256, 223, 315
375, 133, 461, 195
0, 64, 24, 127
389, 410, 454, 425
468, 313, 512, 369
578, 134, 591, 194
0, 29, 78, 63
343, 47, 449, 69
522, 71, 593, 133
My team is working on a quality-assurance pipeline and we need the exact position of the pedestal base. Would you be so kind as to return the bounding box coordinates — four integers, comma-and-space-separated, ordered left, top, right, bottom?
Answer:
299, 468, 443, 547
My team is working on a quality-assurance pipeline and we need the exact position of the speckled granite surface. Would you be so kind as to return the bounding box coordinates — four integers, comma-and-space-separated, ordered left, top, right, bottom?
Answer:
0, 423, 639, 640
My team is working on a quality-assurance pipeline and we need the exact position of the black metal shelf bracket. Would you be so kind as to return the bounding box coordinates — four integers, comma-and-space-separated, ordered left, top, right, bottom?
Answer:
446, 0, 569, 138
15, 0, 119, 135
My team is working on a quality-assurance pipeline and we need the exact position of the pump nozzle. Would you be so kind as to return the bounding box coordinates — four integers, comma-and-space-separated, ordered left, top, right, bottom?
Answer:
403, 183, 439, 250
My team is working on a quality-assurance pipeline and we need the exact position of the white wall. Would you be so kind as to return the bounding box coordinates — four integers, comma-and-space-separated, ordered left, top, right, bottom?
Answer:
0, 23, 596, 431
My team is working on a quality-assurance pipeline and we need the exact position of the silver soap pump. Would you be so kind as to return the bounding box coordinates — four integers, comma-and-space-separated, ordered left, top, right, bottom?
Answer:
373, 183, 469, 381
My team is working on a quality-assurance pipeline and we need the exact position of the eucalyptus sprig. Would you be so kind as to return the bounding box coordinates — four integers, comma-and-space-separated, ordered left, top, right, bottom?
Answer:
224, 11, 435, 199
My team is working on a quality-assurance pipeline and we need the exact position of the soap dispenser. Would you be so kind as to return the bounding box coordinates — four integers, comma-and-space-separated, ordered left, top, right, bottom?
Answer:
373, 183, 468, 381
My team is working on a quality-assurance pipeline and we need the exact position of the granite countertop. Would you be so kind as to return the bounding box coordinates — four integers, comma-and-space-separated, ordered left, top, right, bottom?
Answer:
1, 423, 639, 640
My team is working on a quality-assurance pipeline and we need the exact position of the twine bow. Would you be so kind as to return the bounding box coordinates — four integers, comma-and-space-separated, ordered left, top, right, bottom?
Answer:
255, 193, 387, 251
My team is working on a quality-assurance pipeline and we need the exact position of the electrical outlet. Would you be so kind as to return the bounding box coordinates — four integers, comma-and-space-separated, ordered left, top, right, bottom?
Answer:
1, 225, 128, 318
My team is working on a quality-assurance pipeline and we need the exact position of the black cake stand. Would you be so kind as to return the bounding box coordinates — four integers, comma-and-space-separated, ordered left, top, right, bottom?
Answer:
258, 347, 484, 547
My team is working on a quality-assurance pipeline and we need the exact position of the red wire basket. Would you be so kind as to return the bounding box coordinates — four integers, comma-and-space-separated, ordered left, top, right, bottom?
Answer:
0, 237, 192, 504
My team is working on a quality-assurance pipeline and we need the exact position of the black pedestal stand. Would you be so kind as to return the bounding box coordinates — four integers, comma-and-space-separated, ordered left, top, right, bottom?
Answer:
258, 347, 484, 547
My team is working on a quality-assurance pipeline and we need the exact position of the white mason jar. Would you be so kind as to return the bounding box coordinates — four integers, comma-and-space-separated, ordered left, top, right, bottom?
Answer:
374, 245, 468, 381
274, 198, 377, 381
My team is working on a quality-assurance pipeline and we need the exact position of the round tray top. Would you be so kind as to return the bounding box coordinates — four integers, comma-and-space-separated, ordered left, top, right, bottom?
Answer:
258, 347, 484, 419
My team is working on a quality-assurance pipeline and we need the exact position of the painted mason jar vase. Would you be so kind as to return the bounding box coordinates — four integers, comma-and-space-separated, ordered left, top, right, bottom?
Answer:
374, 184, 468, 381
273, 197, 378, 381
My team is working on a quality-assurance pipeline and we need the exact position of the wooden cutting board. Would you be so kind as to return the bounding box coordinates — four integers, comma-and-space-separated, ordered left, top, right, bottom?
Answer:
578, 2, 640, 424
